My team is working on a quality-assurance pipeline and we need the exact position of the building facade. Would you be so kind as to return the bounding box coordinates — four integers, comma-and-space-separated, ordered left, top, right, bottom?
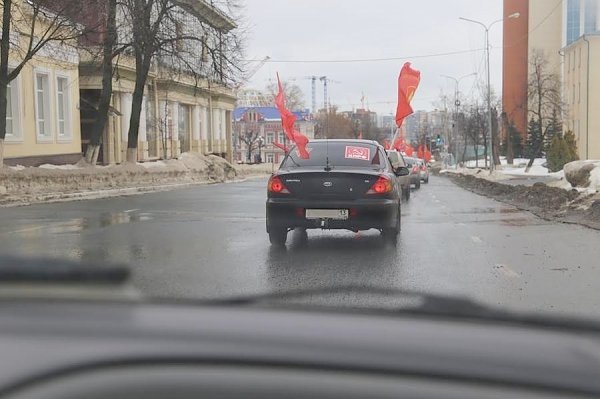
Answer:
233, 107, 315, 164
77, 0, 237, 164
4, 0, 82, 166
503, 0, 600, 159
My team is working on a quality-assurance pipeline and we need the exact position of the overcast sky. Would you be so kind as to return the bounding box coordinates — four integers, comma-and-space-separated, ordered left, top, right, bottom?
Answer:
242, 0, 505, 114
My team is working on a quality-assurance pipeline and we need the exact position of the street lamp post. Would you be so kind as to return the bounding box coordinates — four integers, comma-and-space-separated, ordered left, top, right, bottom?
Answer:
442, 73, 476, 168
460, 12, 519, 171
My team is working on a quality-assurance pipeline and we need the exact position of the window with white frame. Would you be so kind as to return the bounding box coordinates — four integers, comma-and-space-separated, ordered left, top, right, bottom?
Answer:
266, 153, 274, 163
266, 132, 274, 144
35, 71, 52, 140
278, 132, 285, 143
5, 74, 21, 140
56, 75, 71, 140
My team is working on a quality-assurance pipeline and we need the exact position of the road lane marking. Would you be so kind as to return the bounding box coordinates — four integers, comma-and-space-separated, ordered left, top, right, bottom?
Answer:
470, 236, 483, 244
494, 264, 521, 278
124, 209, 140, 213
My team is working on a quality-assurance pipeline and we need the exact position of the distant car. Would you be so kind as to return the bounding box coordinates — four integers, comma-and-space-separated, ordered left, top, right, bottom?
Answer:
404, 157, 421, 189
418, 160, 429, 184
386, 150, 411, 201
266, 139, 409, 246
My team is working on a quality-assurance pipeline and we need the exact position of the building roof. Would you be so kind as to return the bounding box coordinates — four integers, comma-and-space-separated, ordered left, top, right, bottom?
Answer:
233, 107, 311, 122
174, 0, 237, 31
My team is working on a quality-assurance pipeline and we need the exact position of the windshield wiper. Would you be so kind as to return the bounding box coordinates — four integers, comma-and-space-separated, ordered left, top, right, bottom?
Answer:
205, 284, 600, 331
0, 256, 130, 284
209, 285, 496, 316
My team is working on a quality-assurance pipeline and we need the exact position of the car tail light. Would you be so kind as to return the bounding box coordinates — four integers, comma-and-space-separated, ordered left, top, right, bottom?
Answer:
268, 175, 290, 194
366, 175, 393, 195
412, 165, 419, 173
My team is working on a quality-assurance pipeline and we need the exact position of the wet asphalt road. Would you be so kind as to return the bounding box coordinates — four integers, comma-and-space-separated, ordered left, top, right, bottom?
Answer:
1, 176, 599, 317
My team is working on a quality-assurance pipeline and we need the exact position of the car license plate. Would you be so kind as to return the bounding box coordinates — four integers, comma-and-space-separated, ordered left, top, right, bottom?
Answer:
305, 209, 349, 220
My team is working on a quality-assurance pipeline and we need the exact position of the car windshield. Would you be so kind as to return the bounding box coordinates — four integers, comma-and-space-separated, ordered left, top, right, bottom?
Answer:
1, 0, 600, 330
281, 141, 385, 169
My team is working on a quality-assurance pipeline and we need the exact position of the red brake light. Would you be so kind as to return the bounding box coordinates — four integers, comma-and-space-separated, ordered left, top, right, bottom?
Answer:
268, 175, 290, 194
367, 175, 393, 195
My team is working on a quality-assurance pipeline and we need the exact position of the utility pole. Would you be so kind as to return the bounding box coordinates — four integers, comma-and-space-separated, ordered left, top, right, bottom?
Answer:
460, 12, 520, 171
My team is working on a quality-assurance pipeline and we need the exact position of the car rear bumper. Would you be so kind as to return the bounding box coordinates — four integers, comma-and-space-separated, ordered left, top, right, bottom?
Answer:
266, 198, 399, 231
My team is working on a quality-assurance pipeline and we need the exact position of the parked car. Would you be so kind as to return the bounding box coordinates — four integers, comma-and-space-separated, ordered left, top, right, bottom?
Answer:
418, 159, 430, 183
386, 150, 411, 201
403, 157, 421, 189
266, 139, 409, 246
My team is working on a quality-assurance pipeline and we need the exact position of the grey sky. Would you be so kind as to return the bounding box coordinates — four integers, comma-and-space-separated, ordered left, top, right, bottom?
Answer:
242, 0, 506, 115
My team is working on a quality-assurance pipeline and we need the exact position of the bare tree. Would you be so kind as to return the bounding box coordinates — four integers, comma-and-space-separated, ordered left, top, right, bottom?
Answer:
84, 0, 119, 165
315, 109, 353, 139
120, 0, 244, 162
266, 80, 305, 111
525, 50, 562, 172
0, 0, 84, 165
239, 129, 259, 162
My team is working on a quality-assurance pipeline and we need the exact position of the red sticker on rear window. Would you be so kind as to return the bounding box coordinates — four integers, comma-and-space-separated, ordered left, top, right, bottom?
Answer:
344, 146, 370, 161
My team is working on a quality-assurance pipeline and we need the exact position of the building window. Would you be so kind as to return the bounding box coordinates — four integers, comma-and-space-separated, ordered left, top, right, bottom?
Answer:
567, 0, 581, 44
35, 71, 52, 141
56, 76, 71, 140
266, 153, 274, 163
278, 132, 285, 143
5, 74, 21, 140
266, 132, 273, 144
584, 0, 597, 34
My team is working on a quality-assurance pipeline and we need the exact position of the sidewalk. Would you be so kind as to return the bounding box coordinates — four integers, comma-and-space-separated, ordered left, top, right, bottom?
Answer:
439, 160, 600, 231
0, 153, 274, 206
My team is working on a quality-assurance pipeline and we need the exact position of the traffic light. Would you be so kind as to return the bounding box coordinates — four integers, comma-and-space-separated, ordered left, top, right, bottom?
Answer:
436, 134, 442, 146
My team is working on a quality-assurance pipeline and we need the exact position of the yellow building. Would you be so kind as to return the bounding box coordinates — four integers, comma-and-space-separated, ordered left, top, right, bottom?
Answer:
4, 1, 82, 166
78, 0, 237, 165
504, 0, 600, 160
564, 34, 600, 160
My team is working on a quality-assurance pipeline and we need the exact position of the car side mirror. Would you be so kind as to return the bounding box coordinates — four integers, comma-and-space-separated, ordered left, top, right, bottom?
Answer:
394, 166, 410, 176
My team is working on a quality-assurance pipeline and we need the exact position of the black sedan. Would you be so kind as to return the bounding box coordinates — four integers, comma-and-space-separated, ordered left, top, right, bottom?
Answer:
266, 139, 409, 246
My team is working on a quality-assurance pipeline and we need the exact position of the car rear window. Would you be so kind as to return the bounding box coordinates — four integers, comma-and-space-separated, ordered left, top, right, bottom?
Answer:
387, 151, 406, 166
281, 142, 386, 169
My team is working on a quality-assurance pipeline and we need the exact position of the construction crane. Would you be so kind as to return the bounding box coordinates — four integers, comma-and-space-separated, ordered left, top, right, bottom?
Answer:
234, 56, 271, 107
234, 56, 270, 90
319, 76, 340, 112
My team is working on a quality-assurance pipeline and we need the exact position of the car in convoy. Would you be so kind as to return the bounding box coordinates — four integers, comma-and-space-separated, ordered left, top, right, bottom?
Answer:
418, 159, 430, 184
386, 149, 411, 201
266, 139, 409, 246
403, 157, 421, 189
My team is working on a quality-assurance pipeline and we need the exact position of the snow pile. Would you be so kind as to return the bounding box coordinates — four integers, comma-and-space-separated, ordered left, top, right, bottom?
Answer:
0, 152, 269, 205
564, 160, 600, 190
38, 163, 82, 170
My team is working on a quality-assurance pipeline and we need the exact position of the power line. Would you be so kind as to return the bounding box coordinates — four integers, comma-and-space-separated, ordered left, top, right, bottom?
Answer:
242, 48, 485, 64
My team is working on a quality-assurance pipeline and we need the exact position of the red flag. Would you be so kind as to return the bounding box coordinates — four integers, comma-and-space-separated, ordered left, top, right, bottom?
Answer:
393, 137, 406, 152
395, 62, 421, 128
273, 141, 290, 153
424, 148, 432, 162
417, 145, 424, 159
383, 139, 391, 150
274, 73, 310, 159
405, 145, 414, 157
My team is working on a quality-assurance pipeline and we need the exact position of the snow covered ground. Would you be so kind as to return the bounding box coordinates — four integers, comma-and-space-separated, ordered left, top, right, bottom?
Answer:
443, 157, 600, 194
0, 153, 272, 205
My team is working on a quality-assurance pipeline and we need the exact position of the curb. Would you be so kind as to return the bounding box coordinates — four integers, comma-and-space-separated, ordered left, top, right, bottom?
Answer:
0, 176, 269, 207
